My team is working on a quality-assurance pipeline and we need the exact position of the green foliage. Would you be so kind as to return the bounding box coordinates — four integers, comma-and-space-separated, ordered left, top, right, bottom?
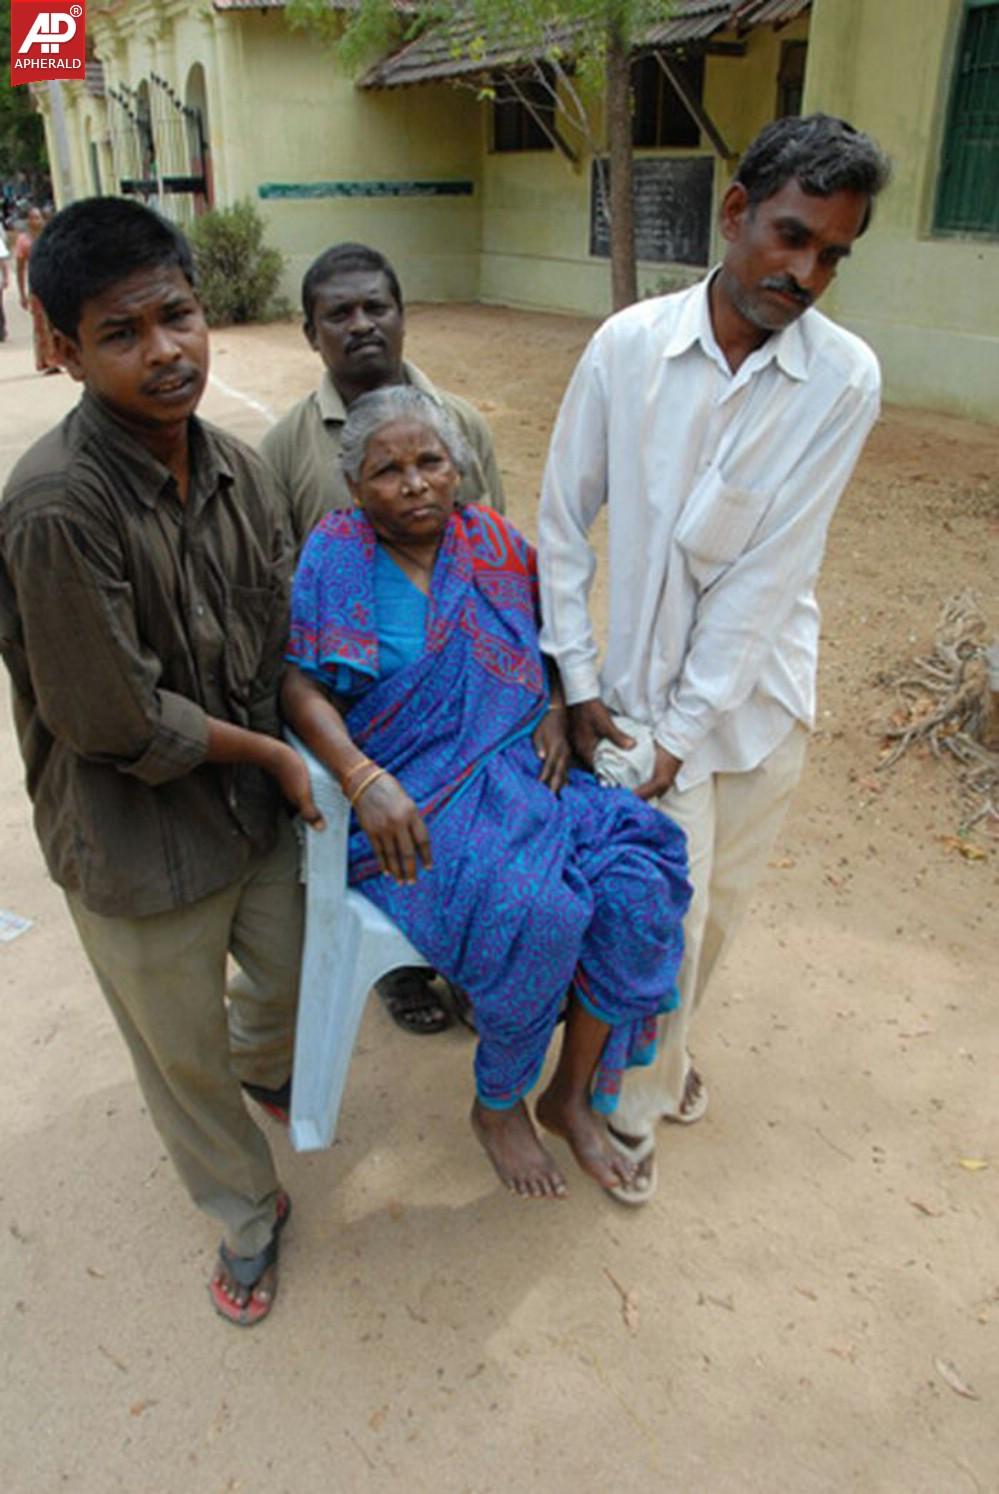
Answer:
0, 16, 49, 184
288, 0, 672, 90
286, 0, 676, 309
187, 201, 288, 327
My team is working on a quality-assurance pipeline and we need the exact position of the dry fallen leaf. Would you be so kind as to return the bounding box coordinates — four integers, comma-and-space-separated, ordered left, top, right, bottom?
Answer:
907, 1198, 944, 1217
129, 1399, 158, 1417
959, 1159, 989, 1172
769, 855, 796, 869
941, 836, 988, 861
934, 1358, 980, 1401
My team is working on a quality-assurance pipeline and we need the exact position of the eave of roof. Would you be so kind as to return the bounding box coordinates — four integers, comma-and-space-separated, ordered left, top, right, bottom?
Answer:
360, 0, 810, 89
211, 1, 416, 11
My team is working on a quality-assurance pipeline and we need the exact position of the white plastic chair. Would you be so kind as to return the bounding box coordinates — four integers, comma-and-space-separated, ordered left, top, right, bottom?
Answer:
286, 733, 430, 1152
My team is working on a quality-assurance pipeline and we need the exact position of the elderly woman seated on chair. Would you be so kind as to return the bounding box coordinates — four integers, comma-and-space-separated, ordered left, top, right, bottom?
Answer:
281, 387, 690, 1205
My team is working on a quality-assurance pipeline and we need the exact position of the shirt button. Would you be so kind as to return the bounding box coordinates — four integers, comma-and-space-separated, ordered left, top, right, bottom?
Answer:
196, 604, 205, 617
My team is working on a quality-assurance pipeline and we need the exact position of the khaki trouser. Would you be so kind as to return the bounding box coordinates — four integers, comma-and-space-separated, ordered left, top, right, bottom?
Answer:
613, 724, 808, 1139
66, 816, 304, 1257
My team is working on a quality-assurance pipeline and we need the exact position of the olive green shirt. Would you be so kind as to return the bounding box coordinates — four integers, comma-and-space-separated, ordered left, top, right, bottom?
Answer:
259, 361, 506, 551
0, 391, 291, 918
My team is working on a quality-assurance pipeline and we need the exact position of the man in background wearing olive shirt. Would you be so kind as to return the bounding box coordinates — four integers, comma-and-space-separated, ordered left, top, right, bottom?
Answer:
261, 241, 505, 550
262, 242, 505, 1036
0, 199, 322, 1326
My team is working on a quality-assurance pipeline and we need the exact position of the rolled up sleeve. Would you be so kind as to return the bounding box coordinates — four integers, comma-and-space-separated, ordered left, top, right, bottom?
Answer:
6, 510, 209, 785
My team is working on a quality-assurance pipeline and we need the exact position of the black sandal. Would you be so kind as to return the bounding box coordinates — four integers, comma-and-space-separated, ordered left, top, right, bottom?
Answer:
376, 967, 454, 1035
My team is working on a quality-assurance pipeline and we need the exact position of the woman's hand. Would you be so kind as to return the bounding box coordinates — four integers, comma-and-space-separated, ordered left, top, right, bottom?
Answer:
532, 707, 571, 794
354, 773, 432, 885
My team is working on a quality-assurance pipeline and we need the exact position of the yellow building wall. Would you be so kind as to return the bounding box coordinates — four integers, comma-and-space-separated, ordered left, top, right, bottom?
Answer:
805, 0, 999, 422
479, 15, 810, 317
222, 14, 482, 305
51, 3, 482, 306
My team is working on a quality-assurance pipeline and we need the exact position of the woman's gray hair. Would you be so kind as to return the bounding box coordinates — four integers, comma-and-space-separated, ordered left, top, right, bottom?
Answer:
339, 385, 471, 485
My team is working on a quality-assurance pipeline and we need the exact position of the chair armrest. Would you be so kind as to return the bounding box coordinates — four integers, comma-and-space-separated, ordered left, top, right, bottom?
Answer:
284, 729, 350, 886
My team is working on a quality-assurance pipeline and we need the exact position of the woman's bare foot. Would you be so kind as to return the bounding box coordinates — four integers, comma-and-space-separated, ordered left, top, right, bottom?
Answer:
535, 1087, 638, 1192
471, 1098, 568, 1199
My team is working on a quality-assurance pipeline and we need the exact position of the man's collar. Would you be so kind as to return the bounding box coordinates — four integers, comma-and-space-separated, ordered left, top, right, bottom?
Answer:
316, 360, 442, 423
664, 271, 810, 382
77, 389, 232, 508
662, 276, 711, 361
316, 368, 349, 423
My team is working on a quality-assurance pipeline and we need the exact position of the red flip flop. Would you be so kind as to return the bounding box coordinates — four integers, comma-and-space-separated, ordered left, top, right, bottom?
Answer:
208, 1190, 291, 1327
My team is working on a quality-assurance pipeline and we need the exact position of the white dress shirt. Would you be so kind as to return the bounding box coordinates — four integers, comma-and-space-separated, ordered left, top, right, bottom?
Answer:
538, 275, 881, 791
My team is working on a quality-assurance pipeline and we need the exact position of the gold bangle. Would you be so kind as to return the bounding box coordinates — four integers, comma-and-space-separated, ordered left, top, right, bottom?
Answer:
349, 766, 386, 807
340, 756, 374, 791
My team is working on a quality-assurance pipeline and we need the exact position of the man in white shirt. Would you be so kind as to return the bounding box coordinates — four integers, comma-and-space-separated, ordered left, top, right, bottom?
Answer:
538, 114, 891, 1197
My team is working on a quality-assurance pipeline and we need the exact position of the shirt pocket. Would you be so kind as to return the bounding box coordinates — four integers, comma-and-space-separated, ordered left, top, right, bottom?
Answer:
224, 583, 278, 708
674, 470, 771, 590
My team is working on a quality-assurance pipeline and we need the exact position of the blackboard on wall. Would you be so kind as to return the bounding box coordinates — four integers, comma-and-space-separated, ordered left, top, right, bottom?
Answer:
590, 156, 714, 266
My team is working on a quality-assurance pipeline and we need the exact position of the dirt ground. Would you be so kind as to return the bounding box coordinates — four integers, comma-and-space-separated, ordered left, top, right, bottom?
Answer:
1, 291, 997, 1494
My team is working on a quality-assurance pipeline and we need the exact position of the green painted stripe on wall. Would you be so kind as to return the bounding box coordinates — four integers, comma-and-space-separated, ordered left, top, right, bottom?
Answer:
258, 180, 475, 200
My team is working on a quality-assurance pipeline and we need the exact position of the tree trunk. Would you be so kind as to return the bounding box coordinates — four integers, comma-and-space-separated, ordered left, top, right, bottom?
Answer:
605, 28, 637, 311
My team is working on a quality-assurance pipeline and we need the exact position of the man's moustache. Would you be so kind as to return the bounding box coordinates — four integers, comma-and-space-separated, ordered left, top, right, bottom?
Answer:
141, 366, 198, 393
762, 277, 813, 308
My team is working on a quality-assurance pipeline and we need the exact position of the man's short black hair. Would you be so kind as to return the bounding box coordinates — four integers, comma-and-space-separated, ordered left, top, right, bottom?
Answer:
301, 242, 403, 325
735, 113, 891, 235
29, 196, 196, 339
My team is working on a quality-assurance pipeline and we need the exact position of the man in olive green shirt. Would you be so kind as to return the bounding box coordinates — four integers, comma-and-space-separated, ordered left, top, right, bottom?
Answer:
1, 197, 323, 1327
260, 242, 505, 552
261, 243, 505, 1035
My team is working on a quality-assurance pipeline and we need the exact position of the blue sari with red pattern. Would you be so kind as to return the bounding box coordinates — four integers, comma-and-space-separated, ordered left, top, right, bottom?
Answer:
288, 506, 690, 1113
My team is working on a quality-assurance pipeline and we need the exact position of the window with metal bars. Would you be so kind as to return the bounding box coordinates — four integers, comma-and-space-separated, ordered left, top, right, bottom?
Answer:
935, 0, 999, 234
